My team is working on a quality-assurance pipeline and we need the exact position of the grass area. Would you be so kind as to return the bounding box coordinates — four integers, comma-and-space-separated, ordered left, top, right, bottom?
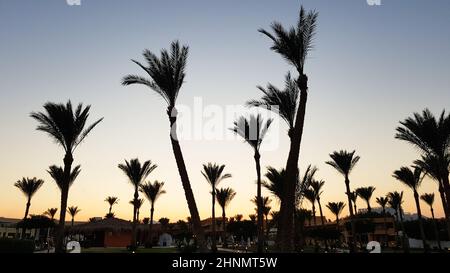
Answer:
81, 247, 178, 253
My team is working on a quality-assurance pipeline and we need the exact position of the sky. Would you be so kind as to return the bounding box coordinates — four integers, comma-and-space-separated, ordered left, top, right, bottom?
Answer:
1, 0, 450, 223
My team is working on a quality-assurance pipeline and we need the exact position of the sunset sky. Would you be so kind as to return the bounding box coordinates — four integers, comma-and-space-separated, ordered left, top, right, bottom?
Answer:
1, 0, 450, 223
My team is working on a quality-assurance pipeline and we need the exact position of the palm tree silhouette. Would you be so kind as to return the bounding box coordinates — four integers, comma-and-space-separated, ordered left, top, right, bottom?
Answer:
252, 196, 272, 237
67, 206, 80, 227
396, 109, 450, 236
118, 158, 156, 248
44, 208, 58, 220
201, 163, 232, 252
310, 180, 326, 226
393, 166, 428, 251
122, 41, 207, 249
326, 150, 359, 251
258, 5, 318, 251
355, 186, 375, 213
303, 188, 317, 226
420, 193, 442, 250
130, 198, 144, 223
140, 181, 166, 247
326, 202, 345, 227
105, 196, 119, 214
388, 191, 409, 253
31, 101, 102, 252
231, 114, 272, 253
216, 187, 236, 247
376, 196, 389, 246
348, 192, 358, 215
14, 177, 44, 219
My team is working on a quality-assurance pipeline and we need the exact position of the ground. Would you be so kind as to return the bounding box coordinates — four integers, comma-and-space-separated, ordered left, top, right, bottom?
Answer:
81, 247, 178, 253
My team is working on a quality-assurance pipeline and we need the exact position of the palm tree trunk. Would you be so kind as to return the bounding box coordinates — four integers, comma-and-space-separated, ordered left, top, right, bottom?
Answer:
211, 188, 217, 252
131, 189, 138, 248
55, 153, 73, 253
148, 205, 154, 247
167, 107, 206, 251
109, 205, 112, 214
367, 202, 371, 213
222, 208, 227, 248
21, 199, 31, 239
383, 208, 388, 247
438, 179, 450, 240
254, 151, 264, 253
317, 198, 329, 250
430, 207, 442, 250
344, 175, 356, 252
312, 204, 316, 226
277, 74, 308, 252
353, 203, 357, 215
398, 206, 409, 253
413, 191, 427, 252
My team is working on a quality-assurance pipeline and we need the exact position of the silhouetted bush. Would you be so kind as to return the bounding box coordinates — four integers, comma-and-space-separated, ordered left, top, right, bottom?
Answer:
0, 238, 35, 253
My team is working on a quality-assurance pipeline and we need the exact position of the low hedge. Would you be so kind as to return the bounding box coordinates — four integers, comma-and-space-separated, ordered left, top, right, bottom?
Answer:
0, 238, 35, 253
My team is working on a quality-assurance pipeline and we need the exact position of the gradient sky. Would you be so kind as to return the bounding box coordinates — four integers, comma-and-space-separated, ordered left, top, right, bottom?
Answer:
1, 0, 450, 223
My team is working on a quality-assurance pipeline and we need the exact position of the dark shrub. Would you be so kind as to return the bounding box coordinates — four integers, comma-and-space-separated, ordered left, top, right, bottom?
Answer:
0, 238, 35, 253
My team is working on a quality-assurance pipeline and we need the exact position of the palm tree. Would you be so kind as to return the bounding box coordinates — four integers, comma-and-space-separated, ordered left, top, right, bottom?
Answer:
129, 198, 144, 223
44, 208, 58, 220
355, 186, 376, 213
421, 193, 442, 250
326, 150, 360, 251
393, 166, 427, 251
105, 196, 119, 214
376, 197, 389, 246
67, 206, 80, 227
326, 202, 345, 226
122, 41, 207, 249
140, 181, 166, 247
349, 192, 358, 214
303, 188, 316, 226
310, 180, 325, 226
201, 163, 232, 252
262, 167, 286, 202
388, 191, 409, 253
395, 109, 450, 232
216, 187, 236, 247
14, 178, 44, 219
118, 158, 157, 248
31, 101, 103, 252
231, 114, 272, 253
257, 5, 319, 252
296, 165, 318, 207
252, 196, 272, 237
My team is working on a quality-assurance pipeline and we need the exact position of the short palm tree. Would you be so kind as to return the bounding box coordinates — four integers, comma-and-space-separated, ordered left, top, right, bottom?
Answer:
67, 206, 80, 227
326, 202, 345, 226
31, 101, 102, 252
349, 191, 358, 214
393, 166, 427, 251
44, 208, 58, 220
105, 196, 119, 214
387, 191, 409, 252
140, 180, 166, 247
216, 187, 236, 247
122, 41, 207, 249
252, 196, 272, 236
310, 180, 325, 226
303, 188, 317, 226
118, 158, 157, 248
355, 186, 376, 213
201, 163, 231, 252
257, 5, 319, 252
129, 198, 144, 223
14, 177, 44, 219
376, 196, 389, 246
421, 193, 442, 250
231, 114, 272, 253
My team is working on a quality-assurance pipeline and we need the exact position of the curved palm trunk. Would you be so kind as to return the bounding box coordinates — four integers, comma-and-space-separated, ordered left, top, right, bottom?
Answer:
254, 151, 264, 253
429, 206, 442, 250
277, 75, 308, 252
21, 198, 31, 239
211, 188, 217, 252
222, 208, 227, 248
147, 205, 154, 247
344, 175, 356, 252
353, 203, 357, 215
413, 191, 427, 252
55, 153, 73, 253
168, 108, 206, 251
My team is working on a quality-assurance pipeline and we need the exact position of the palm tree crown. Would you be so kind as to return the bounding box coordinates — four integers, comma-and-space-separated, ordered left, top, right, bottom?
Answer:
118, 159, 157, 188
376, 197, 389, 211
140, 181, 166, 204
327, 202, 345, 219
44, 208, 58, 220
201, 163, 232, 189
231, 114, 273, 151
47, 165, 81, 191
216, 187, 236, 209
420, 193, 435, 207
14, 178, 44, 201
356, 186, 376, 211
105, 196, 119, 207
122, 41, 189, 108
326, 150, 360, 177
393, 166, 423, 191
67, 206, 81, 218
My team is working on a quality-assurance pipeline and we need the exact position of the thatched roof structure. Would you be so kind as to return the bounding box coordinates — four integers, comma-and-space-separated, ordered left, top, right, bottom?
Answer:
69, 217, 133, 233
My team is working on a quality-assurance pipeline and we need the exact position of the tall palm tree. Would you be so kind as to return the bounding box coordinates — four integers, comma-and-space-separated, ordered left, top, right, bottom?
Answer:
421, 193, 442, 250
31, 101, 103, 252
129, 198, 144, 223
326, 202, 345, 226
393, 166, 427, 251
140, 181, 166, 247
310, 180, 325, 226
388, 191, 409, 253
326, 150, 360, 251
14, 177, 44, 219
105, 196, 119, 214
231, 114, 272, 253
44, 208, 58, 220
122, 41, 207, 249
349, 191, 358, 214
118, 158, 157, 248
376, 197, 389, 246
257, 5, 319, 252
67, 206, 80, 227
355, 186, 376, 213
216, 187, 236, 247
201, 163, 232, 252
396, 109, 450, 231
303, 188, 316, 226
